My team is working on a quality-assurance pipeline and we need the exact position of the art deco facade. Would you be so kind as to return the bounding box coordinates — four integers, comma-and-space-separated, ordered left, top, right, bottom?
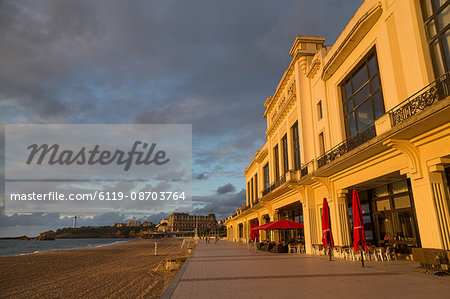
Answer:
225, 0, 450, 256
168, 213, 217, 232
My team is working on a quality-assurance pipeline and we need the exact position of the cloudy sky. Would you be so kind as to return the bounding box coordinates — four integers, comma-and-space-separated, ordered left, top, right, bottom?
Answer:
0, 0, 362, 237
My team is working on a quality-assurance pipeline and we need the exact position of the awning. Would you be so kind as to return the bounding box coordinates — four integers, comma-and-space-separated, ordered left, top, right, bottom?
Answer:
251, 222, 273, 231
263, 219, 304, 230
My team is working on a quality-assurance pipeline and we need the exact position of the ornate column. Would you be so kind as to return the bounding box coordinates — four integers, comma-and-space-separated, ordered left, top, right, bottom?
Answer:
426, 158, 450, 249
336, 189, 351, 246
385, 139, 450, 249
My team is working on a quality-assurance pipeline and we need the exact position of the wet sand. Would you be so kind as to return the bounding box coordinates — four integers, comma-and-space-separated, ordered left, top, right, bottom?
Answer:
0, 238, 186, 298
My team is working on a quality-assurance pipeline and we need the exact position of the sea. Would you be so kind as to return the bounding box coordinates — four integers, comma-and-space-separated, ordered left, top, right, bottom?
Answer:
0, 238, 133, 256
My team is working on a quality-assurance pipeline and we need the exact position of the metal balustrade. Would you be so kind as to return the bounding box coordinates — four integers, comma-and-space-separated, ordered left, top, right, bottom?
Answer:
390, 73, 449, 126
317, 124, 377, 168
242, 74, 450, 207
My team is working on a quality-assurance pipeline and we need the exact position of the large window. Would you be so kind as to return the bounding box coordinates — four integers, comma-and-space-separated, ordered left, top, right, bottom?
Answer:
317, 100, 323, 120
342, 50, 384, 137
247, 181, 250, 205
421, 0, 450, 77
273, 145, 280, 179
250, 177, 254, 204
254, 173, 258, 201
281, 134, 289, 173
263, 163, 270, 190
347, 180, 420, 253
291, 122, 301, 170
318, 132, 325, 155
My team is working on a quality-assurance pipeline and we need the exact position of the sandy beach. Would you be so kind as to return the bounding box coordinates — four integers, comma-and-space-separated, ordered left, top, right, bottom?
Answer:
0, 238, 187, 298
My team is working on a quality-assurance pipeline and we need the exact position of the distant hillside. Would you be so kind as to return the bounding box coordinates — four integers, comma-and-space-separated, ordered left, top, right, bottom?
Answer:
55, 225, 156, 239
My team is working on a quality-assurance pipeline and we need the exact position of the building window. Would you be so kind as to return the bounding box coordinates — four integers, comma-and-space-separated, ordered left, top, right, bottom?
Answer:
291, 122, 301, 170
318, 132, 325, 155
347, 180, 420, 252
254, 173, 258, 200
274, 145, 280, 179
317, 100, 323, 120
342, 49, 384, 137
250, 177, 254, 204
247, 181, 250, 205
281, 134, 289, 173
263, 163, 270, 190
421, 0, 450, 77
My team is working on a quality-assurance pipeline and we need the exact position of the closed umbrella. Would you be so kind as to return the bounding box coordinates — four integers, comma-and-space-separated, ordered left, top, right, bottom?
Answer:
352, 190, 367, 267
254, 219, 259, 242
321, 198, 334, 261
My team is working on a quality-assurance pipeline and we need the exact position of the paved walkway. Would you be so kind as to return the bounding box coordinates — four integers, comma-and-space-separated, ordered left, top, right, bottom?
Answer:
167, 241, 450, 299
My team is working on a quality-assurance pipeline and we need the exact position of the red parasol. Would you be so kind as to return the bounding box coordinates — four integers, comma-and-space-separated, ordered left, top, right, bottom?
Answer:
352, 190, 367, 251
254, 219, 259, 241
251, 221, 273, 230
263, 219, 304, 230
321, 198, 334, 249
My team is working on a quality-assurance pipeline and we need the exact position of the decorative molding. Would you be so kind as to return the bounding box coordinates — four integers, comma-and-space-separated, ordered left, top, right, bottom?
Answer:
383, 139, 423, 179
312, 176, 334, 201
289, 184, 306, 206
306, 57, 321, 78
427, 157, 450, 173
266, 94, 296, 137
322, 1, 383, 80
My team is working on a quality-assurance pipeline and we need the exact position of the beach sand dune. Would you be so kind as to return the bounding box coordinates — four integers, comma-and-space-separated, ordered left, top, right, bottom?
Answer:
0, 238, 185, 298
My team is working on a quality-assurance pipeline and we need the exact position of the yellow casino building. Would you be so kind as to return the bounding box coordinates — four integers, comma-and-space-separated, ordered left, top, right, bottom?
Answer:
225, 0, 450, 257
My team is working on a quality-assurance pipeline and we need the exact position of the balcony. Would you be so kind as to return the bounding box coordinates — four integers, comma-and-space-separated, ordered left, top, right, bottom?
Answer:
390, 73, 449, 126
262, 174, 286, 196
317, 74, 449, 169
317, 124, 377, 168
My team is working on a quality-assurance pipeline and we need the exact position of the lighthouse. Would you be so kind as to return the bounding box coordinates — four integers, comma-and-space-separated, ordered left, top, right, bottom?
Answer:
73, 216, 77, 228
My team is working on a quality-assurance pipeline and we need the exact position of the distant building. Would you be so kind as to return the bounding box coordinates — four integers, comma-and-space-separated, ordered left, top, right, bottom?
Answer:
168, 213, 217, 232
142, 221, 154, 227
127, 221, 141, 227
156, 222, 168, 232
114, 223, 126, 227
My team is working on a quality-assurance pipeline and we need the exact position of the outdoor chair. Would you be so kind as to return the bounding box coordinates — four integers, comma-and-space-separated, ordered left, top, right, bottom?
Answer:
338, 248, 346, 259
288, 244, 296, 254
375, 247, 385, 261
386, 246, 397, 261
297, 244, 305, 254
351, 249, 361, 262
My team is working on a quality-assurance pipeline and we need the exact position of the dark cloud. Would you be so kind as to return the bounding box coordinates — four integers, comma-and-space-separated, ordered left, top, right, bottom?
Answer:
194, 173, 207, 180
193, 189, 245, 219
217, 183, 236, 194
0, 0, 363, 234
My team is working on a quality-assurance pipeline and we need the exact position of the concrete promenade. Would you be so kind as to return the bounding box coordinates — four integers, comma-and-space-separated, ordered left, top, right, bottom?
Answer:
166, 240, 450, 299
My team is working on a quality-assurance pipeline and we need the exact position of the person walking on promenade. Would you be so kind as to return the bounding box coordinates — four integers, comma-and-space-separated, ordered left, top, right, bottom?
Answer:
215, 236, 218, 244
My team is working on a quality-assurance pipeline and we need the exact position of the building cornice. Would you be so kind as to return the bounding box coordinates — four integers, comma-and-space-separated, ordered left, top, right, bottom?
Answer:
322, 0, 383, 81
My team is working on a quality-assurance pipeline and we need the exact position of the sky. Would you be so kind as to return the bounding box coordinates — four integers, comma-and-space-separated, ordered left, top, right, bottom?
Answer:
0, 0, 362, 237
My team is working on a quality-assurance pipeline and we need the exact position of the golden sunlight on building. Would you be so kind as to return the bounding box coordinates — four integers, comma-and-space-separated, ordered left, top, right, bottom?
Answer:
225, 0, 450, 261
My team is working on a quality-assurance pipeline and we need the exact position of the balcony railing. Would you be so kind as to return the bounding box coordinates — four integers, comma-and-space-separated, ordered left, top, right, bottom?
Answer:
300, 164, 308, 177
261, 174, 287, 196
316, 74, 449, 169
390, 73, 449, 126
317, 124, 377, 168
